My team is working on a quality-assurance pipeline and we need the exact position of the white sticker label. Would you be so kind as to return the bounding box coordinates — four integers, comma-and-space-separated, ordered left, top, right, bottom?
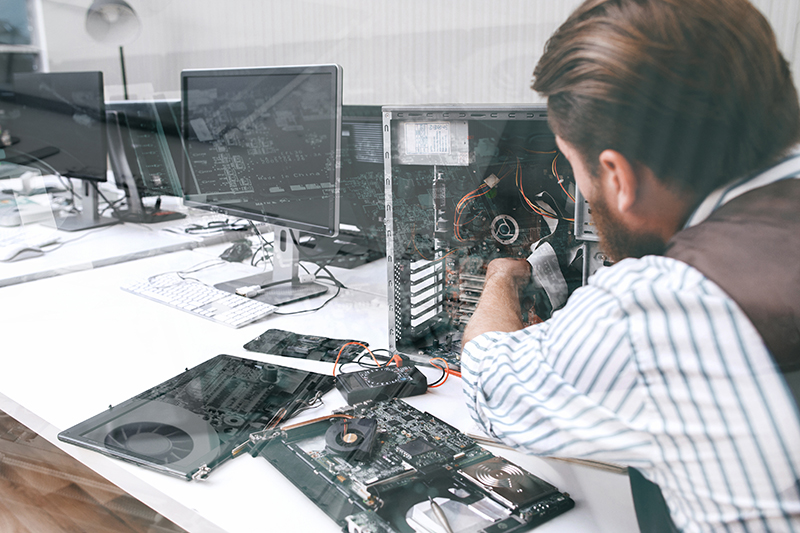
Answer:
405, 123, 450, 154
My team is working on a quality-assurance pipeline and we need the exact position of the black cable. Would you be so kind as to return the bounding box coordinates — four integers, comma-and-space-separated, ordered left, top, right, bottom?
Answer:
286, 242, 345, 290
100, 195, 127, 216
289, 229, 341, 274
271, 228, 348, 289
251, 252, 271, 269
4, 147, 78, 204
248, 220, 273, 268
91, 182, 127, 222
428, 366, 448, 387
146, 260, 226, 285
183, 218, 249, 234
313, 274, 341, 286
248, 278, 295, 293
244, 227, 348, 312
33, 223, 116, 254
341, 354, 371, 375
360, 350, 391, 367
273, 281, 341, 316
338, 349, 392, 375
315, 263, 347, 290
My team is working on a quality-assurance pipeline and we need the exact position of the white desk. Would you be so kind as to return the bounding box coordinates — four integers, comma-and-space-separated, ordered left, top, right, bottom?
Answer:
0, 247, 639, 533
0, 210, 258, 288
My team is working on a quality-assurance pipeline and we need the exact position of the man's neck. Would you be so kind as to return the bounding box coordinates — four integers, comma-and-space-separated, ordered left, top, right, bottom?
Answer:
628, 170, 698, 244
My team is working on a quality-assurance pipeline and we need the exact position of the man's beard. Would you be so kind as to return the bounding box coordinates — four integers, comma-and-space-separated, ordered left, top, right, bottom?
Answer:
591, 193, 667, 262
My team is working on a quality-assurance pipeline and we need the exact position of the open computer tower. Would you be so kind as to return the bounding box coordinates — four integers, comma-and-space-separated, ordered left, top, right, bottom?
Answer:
383, 105, 604, 371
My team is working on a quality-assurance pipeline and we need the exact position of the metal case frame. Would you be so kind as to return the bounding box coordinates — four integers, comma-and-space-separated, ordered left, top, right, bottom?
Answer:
384, 105, 589, 371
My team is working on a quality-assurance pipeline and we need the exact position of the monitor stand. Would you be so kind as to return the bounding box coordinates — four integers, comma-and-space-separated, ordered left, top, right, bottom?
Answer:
49, 180, 118, 232
215, 226, 328, 306
114, 196, 186, 224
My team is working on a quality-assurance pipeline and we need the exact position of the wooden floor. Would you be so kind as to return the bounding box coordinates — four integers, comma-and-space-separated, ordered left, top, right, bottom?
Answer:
0, 409, 187, 533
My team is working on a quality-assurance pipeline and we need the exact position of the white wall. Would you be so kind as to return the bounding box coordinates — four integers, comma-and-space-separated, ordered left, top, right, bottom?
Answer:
37, 0, 581, 102
39, 0, 800, 105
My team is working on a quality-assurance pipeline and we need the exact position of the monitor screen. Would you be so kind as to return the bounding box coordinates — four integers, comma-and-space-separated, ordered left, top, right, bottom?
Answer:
180, 65, 342, 237
106, 99, 184, 198
339, 105, 384, 239
1, 71, 107, 181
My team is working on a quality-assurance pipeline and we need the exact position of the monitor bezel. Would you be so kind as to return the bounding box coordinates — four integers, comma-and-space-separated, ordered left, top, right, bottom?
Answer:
179, 64, 343, 238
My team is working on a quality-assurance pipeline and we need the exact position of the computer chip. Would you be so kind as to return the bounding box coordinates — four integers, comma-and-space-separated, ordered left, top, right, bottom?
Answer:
397, 437, 434, 458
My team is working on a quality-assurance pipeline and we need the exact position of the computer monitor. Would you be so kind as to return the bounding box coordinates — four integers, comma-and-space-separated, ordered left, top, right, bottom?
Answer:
0, 71, 116, 231
295, 105, 386, 268
181, 64, 343, 305
106, 99, 186, 222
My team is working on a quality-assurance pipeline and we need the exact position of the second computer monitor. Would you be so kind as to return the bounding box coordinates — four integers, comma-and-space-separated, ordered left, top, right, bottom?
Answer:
2, 71, 107, 182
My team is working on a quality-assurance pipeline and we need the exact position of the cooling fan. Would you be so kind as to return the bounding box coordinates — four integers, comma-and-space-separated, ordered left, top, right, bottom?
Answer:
324, 418, 378, 461
64, 399, 221, 477
105, 421, 194, 465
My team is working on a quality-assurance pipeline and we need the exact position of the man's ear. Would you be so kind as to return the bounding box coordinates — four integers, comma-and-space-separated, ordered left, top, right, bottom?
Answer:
598, 149, 639, 213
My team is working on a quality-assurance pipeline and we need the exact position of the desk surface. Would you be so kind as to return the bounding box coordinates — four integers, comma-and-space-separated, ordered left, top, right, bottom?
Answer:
0, 209, 254, 288
0, 246, 639, 533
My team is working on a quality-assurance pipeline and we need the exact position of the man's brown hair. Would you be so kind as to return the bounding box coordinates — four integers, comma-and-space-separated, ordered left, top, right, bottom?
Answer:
532, 0, 800, 196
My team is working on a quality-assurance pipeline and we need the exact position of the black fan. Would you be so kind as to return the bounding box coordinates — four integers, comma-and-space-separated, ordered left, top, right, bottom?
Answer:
105, 422, 194, 465
324, 418, 378, 461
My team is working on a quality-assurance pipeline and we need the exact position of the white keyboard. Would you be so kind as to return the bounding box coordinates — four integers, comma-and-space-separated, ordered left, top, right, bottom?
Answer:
121, 275, 277, 328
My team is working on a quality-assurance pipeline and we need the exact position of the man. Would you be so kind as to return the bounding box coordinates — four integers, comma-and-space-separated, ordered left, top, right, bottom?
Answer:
461, 0, 800, 531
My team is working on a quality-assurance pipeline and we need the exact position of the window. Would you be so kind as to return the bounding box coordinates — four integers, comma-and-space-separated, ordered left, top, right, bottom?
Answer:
0, 0, 45, 91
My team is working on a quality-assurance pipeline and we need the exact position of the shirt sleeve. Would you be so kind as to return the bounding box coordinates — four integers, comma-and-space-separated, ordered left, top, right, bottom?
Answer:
461, 278, 655, 466
463, 255, 800, 530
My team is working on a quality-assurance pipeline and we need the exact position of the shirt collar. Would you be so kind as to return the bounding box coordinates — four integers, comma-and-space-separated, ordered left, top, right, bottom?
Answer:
684, 146, 800, 229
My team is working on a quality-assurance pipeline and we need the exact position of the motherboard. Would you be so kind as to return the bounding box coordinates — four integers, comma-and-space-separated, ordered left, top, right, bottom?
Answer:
251, 398, 574, 532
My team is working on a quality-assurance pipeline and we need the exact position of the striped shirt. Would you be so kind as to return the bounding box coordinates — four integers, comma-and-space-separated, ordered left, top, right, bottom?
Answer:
462, 157, 800, 532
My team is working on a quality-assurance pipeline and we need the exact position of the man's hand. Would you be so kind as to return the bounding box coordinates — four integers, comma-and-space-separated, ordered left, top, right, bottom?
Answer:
485, 257, 533, 291
462, 257, 532, 348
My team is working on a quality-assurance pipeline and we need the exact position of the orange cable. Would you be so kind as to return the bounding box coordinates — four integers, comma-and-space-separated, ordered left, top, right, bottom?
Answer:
552, 153, 576, 202
333, 342, 378, 376
428, 357, 450, 388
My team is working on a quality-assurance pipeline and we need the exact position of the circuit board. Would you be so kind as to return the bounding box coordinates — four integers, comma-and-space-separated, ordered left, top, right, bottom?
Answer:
383, 106, 599, 372
58, 355, 335, 480
251, 398, 574, 532
243, 328, 367, 363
